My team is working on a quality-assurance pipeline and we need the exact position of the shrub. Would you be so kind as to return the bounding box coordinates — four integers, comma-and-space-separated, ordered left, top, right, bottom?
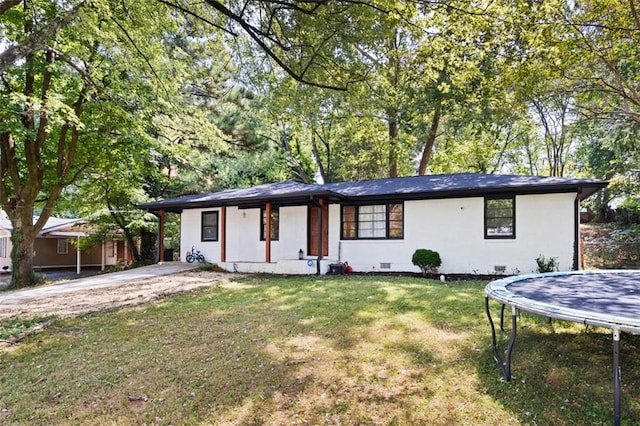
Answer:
412, 249, 442, 275
535, 255, 559, 273
197, 262, 226, 272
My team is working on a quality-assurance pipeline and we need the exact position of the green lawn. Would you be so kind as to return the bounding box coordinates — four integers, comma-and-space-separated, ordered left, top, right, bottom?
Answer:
1, 274, 638, 425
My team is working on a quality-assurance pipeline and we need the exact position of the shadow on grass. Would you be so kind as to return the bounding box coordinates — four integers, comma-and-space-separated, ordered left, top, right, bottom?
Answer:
477, 307, 640, 425
2, 274, 639, 424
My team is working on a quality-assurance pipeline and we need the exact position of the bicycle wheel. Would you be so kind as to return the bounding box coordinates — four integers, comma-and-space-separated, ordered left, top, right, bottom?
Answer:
197, 254, 205, 263
186, 254, 195, 263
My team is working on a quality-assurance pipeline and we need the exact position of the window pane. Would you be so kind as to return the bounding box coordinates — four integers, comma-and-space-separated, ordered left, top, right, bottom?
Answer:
202, 212, 219, 241
389, 220, 403, 238
343, 222, 356, 238
359, 229, 374, 238
203, 227, 218, 240
270, 211, 279, 240
487, 207, 512, 219
343, 206, 356, 221
342, 206, 356, 239
359, 221, 373, 231
359, 205, 374, 214
358, 204, 386, 238
389, 203, 403, 221
203, 213, 216, 226
372, 228, 386, 238
486, 198, 514, 237
57, 239, 68, 254
262, 207, 279, 240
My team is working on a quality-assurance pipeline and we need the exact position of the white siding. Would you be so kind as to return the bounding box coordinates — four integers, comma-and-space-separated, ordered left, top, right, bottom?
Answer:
180, 205, 310, 264
180, 208, 222, 262
0, 234, 10, 271
180, 192, 577, 275
332, 193, 576, 275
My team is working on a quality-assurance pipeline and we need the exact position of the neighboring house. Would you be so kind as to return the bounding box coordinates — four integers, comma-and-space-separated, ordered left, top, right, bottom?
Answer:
0, 214, 132, 273
138, 173, 608, 275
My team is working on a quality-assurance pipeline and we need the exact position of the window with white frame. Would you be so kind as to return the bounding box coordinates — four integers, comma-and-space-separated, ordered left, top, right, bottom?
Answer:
57, 239, 69, 254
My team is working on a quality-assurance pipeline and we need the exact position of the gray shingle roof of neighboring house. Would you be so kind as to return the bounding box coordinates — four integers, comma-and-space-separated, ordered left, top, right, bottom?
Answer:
0, 216, 84, 234
137, 173, 609, 213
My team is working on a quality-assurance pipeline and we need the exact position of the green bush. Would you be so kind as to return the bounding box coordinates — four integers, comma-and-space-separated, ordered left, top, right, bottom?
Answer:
412, 249, 442, 275
535, 254, 559, 273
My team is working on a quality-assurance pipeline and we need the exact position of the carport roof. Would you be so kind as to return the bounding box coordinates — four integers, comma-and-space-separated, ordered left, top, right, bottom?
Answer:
137, 173, 608, 213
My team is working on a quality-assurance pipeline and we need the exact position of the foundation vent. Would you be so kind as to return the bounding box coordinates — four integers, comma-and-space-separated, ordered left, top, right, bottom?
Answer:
380, 262, 391, 269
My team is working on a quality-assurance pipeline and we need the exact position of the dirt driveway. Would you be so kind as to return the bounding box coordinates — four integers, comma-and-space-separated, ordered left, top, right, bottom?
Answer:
0, 264, 241, 320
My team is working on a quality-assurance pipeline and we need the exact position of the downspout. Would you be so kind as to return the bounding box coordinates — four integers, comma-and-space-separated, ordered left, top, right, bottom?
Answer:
316, 199, 324, 275
574, 188, 582, 271
221, 205, 226, 263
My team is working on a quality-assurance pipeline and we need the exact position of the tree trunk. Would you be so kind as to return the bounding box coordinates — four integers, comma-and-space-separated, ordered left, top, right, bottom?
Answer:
140, 229, 157, 262
388, 112, 398, 178
8, 217, 39, 289
310, 131, 328, 183
417, 103, 442, 175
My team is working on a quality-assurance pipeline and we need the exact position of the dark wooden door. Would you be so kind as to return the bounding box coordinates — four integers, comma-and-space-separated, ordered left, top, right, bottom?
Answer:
308, 204, 328, 256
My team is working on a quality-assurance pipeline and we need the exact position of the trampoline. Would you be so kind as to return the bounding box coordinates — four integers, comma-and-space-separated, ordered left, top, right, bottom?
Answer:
485, 270, 640, 426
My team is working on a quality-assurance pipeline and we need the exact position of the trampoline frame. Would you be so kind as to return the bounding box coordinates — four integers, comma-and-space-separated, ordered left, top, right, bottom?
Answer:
485, 270, 640, 426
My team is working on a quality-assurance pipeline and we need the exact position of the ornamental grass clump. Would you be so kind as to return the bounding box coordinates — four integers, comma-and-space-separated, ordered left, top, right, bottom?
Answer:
412, 249, 442, 276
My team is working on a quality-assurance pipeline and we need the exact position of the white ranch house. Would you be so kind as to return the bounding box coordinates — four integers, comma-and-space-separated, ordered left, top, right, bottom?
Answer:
139, 173, 607, 275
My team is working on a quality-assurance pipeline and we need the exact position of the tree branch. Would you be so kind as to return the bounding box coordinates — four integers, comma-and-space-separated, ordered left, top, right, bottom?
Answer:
0, 0, 20, 15
0, 1, 86, 74
155, 0, 237, 36
110, 17, 170, 97
202, 0, 352, 91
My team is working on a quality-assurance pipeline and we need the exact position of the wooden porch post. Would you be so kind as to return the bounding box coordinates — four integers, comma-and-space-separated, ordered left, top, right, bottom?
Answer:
316, 199, 324, 275
158, 209, 165, 262
265, 202, 271, 263
221, 206, 227, 263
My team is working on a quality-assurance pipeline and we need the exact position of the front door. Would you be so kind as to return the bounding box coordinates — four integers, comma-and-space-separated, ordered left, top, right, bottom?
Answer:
308, 204, 328, 256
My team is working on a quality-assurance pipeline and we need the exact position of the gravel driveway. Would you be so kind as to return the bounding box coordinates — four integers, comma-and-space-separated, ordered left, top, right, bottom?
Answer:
0, 263, 240, 320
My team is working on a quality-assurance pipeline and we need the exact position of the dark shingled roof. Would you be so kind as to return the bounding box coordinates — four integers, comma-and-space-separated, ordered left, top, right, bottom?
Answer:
138, 181, 340, 212
324, 173, 607, 200
138, 173, 608, 213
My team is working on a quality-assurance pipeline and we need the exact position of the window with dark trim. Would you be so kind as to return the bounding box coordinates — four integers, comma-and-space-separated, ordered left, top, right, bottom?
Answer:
261, 207, 279, 241
341, 203, 404, 240
201, 211, 219, 241
485, 196, 515, 239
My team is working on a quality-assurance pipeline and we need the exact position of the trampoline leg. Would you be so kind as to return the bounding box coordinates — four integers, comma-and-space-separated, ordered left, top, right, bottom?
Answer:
500, 304, 506, 331
486, 298, 517, 381
613, 329, 621, 426
504, 305, 517, 380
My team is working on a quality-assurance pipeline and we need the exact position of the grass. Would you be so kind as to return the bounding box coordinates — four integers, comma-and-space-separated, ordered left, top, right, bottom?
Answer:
0, 316, 57, 341
0, 274, 638, 425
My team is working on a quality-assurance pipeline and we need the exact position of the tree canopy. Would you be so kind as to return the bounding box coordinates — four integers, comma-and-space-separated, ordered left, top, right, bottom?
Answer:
1, 0, 639, 287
